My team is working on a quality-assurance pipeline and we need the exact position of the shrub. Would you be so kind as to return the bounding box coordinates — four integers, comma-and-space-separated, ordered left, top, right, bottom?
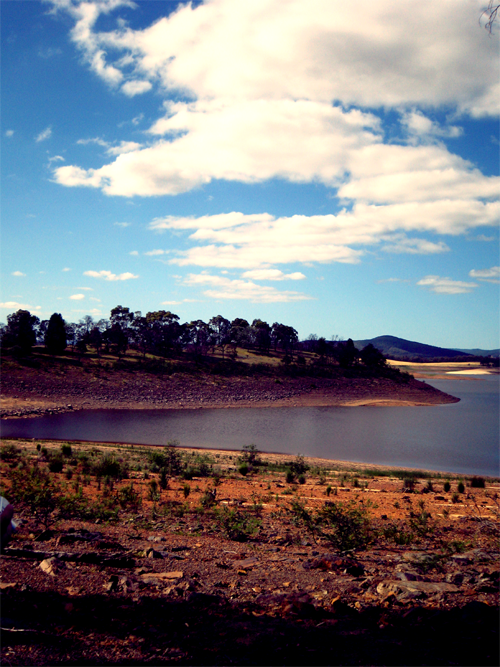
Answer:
116, 483, 141, 511
216, 507, 261, 542
457, 481, 465, 494
8, 462, 59, 528
383, 523, 414, 545
403, 478, 417, 492
48, 456, 64, 474
182, 483, 191, 499
409, 501, 434, 537
318, 501, 373, 552
471, 477, 485, 488
148, 443, 184, 476
148, 479, 160, 502
298, 474, 306, 485
443, 481, 451, 493
93, 454, 127, 480
289, 498, 373, 553
285, 470, 295, 484
289, 454, 309, 478
159, 467, 169, 490
1, 443, 21, 461
200, 488, 217, 508
241, 444, 261, 469
238, 464, 249, 476
61, 444, 72, 457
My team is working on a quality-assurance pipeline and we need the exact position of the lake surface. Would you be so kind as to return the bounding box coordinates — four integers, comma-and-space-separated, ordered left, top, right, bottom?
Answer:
1, 376, 498, 476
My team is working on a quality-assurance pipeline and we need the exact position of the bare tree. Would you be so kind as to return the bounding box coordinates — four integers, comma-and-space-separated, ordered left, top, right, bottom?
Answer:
481, 1, 499, 33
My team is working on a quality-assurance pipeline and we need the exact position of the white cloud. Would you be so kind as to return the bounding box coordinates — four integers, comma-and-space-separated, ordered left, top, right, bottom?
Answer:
469, 266, 500, 283
11, 271, 26, 277
114, 221, 132, 227
146, 203, 499, 270
0, 301, 41, 311
5, 130, 14, 138
144, 249, 168, 256
70, 293, 85, 300
381, 237, 449, 255
83, 269, 139, 281
241, 269, 306, 281
47, 0, 499, 280
183, 273, 312, 303
77, 136, 109, 147
400, 110, 462, 143
129, 250, 139, 255
35, 126, 52, 142
121, 79, 152, 96
48, 155, 65, 165
106, 141, 143, 156
76, 286, 93, 291
62, 267, 71, 272
417, 275, 478, 294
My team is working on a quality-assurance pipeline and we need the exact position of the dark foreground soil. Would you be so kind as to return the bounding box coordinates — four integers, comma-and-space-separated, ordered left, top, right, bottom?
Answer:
1, 440, 498, 666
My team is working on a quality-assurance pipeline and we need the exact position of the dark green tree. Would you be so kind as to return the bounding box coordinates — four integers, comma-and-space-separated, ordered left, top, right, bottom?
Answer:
2, 309, 39, 353
360, 343, 386, 368
44, 313, 67, 355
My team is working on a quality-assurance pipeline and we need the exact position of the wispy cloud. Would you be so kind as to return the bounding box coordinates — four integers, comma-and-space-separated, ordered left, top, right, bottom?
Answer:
114, 222, 132, 227
183, 273, 312, 303
62, 267, 71, 272
83, 269, 139, 281
241, 269, 306, 281
469, 266, 500, 283
5, 130, 14, 138
35, 126, 52, 142
417, 275, 478, 294
0, 301, 41, 311
11, 271, 26, 277
70, 293, 85, 300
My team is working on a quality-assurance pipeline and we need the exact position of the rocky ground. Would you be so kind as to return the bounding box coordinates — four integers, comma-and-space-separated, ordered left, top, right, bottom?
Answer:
1, 439, 498, 665
0, 354, 459, 420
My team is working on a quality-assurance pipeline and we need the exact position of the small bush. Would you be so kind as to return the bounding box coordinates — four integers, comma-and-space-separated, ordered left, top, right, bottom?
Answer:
471, 477, 485, 488
148, 479, 160, 502
443, 481, 451, 493
285, 470, 295, 484
200, 488, 217, 508
182, 483, 191, 499
61, 444, 72, 457
1, 443, 21, 461
457, 481, 465, 494
238, 464, 249, 477
298, 474, 306, 485
383, 523, 414, 545
48, 456, 64, 474
159, 468, 169, 490
93, 454, 127, 480
7, 462, 59, 528
216, 507, 261, 542
289, 498, 373, 552
116, 483, 141, 511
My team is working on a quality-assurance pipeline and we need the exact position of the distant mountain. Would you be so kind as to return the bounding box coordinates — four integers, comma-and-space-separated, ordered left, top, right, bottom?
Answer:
453, 348, 500, 357
353, 335, 474, 361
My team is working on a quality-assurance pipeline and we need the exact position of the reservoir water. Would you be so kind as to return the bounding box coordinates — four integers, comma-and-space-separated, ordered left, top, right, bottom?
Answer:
1, 376, 498, 476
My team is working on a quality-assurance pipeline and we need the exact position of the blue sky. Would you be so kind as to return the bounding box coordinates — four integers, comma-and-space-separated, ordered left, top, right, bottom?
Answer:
2, 0, 499, 349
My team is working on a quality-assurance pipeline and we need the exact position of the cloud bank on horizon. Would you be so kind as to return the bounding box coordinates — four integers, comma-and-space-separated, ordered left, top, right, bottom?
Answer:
1, 0, 499, 347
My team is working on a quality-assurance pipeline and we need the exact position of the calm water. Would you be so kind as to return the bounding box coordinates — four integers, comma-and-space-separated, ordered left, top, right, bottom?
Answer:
1, 376, 498, 476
